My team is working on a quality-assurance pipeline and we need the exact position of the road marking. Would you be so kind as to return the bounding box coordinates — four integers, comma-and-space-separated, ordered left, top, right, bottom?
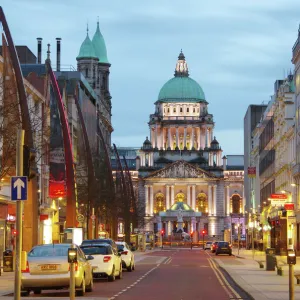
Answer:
164, 257, 172, 264
109, 265, 160, 299
208, 258, 242, 299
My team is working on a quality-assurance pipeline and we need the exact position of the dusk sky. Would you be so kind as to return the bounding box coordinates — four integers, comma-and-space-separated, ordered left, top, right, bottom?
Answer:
1, 0, 300, 155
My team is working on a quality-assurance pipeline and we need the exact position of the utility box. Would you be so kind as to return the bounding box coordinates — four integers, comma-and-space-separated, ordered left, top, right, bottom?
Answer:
3, 250, 13, 272
265, 248, 276, 271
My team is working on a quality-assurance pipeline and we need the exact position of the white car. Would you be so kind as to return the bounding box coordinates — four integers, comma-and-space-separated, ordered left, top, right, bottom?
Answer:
80, 243, 122, 282
116, 242, 135, 272
204, 241, 213, 250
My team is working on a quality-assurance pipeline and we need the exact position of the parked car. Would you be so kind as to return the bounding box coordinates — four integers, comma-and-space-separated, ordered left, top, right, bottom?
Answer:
80, 243, 122, 281
81, 239, 118, 252
211, 242, 218, 253
204, 241, 213, 250
21, 243, 93, 296
116, 241, 135, 272
215, 241, 232, 256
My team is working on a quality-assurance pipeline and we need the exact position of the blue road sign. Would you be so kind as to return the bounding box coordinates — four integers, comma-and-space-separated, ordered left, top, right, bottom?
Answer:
11, 176, 28, 201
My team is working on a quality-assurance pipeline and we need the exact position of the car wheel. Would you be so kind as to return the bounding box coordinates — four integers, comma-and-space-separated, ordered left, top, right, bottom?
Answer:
132, 262, 135, 270
33, 289, 41, 295
76, 275, 86, 296
127, 260, 133, 272
116, 265, 123, 279
86, 274, 93, 292
108, 266, 115, 282
21, 290, 29, 297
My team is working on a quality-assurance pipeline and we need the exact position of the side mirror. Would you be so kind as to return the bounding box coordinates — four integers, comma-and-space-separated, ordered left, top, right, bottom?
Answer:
86, 255, 94, 261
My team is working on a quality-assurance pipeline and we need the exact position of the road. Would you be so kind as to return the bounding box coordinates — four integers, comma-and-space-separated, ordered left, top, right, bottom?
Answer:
6, 249, 252, 300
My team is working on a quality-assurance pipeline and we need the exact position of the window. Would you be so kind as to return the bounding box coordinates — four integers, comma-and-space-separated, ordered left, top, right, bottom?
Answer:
85, 68, 88, 78
173, 107, 176, 113
180, 107, 183, 112
167, 108, 170, 113
196, 193, 207, 213
231, 195, 241, 214
187, 108, 189, 113
193, 108, 195, 113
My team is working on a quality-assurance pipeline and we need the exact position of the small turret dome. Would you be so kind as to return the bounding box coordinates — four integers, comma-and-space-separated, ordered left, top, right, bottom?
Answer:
92, 21, 109, 63
210, 137, 220, 150
142, 137, 152, 150
77, 31, 98, 60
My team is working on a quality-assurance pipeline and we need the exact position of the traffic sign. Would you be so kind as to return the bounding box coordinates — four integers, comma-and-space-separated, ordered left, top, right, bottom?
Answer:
76, 214, 85, 223
11, 176, 27, 201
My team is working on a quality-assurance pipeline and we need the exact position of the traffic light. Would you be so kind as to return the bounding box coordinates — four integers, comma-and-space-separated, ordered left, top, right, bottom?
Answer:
202, 230, 206, 235
161, 229, 165, 236
23, 145, 37, 180
12, 229, 17, 236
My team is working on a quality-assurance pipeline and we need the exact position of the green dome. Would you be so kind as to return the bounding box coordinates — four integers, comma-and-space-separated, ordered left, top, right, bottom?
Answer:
158, 76, 206, 103
92, 22, 109, 63
169, 201, 194, 211
77, 33, 98, 60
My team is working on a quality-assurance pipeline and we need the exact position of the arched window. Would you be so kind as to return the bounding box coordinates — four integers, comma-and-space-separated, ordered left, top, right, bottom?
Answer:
231, 194, 241, 214
187, 107, 189, 113
180, 107, 183, 113
193, 108, 195, 113
173, 107, 176, 113
154, 193, 165, 213
167, 108, 170, 113
196, 193, 208, 213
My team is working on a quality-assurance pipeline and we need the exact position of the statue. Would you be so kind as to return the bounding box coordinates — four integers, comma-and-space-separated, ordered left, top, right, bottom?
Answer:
177, 208, 183, 223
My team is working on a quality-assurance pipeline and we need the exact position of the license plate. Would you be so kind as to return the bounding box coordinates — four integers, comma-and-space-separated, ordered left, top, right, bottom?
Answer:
41, 264, 57, 271
221, 248, 227, 250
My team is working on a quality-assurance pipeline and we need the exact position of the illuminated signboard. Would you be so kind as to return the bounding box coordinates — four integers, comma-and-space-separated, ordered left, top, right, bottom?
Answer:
269, 194, 287, 206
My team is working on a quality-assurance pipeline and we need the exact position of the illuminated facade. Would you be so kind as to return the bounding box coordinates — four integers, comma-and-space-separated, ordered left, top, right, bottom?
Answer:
138, 52, 245, 242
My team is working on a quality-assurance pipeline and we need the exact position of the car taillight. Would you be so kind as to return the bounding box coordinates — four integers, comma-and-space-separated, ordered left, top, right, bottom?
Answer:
21, 261, 30, 273
229, 244, 232, 248
68, 262, 78, 271
121, 251, 128, 255
103, 256, 112, 263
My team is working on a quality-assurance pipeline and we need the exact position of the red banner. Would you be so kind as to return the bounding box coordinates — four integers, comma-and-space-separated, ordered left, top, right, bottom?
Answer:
247, 167, 256, 178
284, 203, 294, 211
270, 194, 287, 200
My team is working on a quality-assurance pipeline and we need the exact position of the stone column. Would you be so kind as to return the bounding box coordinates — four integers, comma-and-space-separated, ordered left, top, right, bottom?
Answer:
191, 217, 196, 232
208, 185, 212, 215
192, 185, 196, 210
226, 186, 230, 216
242, 185, 245, 214
168, 220, 172, 236
150, 185, 154, 215
176, 127, 179, 149
168, 127, 171, 150
171, 185, 175, 205
166, 185, 170, 209
184, 127, 187, 149
205, 126, 208, 148
187, 222, 191, 233
191, 127, 194, 149
213, 185, 217, 215
161, 127, 164, 150
145, 185, 149, 215
198, 127, 201, 150
155, 124, 158, 149
187, 185, 191, 206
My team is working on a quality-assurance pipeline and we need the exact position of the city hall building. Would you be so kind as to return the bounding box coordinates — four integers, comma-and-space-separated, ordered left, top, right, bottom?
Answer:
137, 51, 245, 242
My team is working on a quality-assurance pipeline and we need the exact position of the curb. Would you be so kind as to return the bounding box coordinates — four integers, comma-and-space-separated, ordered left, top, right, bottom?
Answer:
212, 258, 255, 300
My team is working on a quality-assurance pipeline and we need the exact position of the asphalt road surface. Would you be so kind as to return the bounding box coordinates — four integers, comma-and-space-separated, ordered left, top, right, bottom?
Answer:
7, 249, 252, 300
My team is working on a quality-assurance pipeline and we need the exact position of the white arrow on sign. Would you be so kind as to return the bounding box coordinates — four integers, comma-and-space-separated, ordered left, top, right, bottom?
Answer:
14, 178, 25, 200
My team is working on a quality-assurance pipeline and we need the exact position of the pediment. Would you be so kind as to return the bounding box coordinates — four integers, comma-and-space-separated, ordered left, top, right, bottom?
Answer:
147, 160, 213, 179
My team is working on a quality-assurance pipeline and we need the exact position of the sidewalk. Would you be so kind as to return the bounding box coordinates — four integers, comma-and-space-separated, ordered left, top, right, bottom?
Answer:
216, 249, 300, 300
0, 271, 14, 297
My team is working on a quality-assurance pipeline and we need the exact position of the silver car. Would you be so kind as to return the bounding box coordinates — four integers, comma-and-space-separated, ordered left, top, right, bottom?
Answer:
21, 243, 94, 296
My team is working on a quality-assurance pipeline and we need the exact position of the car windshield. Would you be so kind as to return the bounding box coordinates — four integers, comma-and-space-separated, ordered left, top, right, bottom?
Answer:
82, 239, 112, 246
28, 245, 69, 257
117, 244, 124, 251
80, 246, 111, 255
218, 242, 229, 247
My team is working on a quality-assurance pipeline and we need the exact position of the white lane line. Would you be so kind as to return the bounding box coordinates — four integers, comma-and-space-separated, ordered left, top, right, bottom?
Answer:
109, 264, 161, 300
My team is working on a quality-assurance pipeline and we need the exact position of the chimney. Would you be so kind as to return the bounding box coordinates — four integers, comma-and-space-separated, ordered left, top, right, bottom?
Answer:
46, 43, 51, 63
222, 155, 227, 170
37, 38, 42, 64
56, 38, 61, 72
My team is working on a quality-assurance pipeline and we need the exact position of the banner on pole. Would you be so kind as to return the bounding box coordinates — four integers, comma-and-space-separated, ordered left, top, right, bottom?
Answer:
247, 167, 256, 178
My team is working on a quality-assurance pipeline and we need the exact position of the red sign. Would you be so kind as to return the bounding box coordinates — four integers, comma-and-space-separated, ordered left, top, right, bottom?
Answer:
270, 194, 288, 200
39, 214, 49, 221
247, 167, 256, 178
284, 203, 294, 211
